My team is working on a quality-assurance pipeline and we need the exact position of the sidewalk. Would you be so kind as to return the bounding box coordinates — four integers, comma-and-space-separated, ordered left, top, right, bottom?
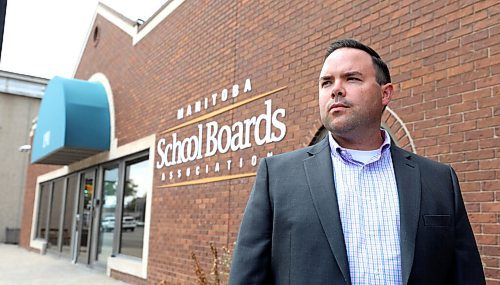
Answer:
0, 244, 129, 285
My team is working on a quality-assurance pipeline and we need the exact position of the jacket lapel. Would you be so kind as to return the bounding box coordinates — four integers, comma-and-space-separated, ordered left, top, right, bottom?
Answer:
303, 137, 351, 284
390, 145, 421, 285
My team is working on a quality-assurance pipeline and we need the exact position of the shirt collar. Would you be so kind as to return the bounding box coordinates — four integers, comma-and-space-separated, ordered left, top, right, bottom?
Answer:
328, 129, 392, 163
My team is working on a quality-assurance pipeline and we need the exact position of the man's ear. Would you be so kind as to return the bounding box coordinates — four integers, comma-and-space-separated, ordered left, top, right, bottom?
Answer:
381, 83, 393, 106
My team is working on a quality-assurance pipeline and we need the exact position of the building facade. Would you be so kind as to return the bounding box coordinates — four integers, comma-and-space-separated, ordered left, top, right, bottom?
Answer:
20, 1, 499, 284
0, 71, 47, 243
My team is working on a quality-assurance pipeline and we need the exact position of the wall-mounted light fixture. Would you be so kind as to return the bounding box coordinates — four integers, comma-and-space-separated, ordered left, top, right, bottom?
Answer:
18, 145, 32, 152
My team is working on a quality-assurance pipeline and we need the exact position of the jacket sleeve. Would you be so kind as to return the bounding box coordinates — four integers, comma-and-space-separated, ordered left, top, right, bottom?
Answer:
229, 158, 273, 285
451, 167, 486, 284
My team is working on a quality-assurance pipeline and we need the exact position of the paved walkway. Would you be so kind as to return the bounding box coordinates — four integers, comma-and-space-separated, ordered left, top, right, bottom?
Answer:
0, 244, 129, 285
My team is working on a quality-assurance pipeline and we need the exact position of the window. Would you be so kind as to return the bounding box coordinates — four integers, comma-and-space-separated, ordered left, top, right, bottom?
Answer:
47, 179, 64, 249
97, 166, 118, 266
36, 183, 50, 240
33, 149, 152, 272
119, 157, 149, 258
61, 174, 78, 256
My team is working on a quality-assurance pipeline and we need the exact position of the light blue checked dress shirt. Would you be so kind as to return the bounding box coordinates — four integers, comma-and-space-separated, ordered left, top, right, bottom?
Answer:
329, 131, 402, 285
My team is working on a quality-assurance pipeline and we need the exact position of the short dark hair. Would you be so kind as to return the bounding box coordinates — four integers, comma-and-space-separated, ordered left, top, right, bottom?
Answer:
325, 39, 391, 85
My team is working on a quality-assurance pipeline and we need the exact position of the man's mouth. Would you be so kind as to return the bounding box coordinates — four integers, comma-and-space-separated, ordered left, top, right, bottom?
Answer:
329, 102, 349, 112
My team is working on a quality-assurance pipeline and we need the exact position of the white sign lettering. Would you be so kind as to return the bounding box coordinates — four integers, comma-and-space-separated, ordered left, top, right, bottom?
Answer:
156, 99, 286, 170
176, 78, 252, 120
42, 131, 51, 148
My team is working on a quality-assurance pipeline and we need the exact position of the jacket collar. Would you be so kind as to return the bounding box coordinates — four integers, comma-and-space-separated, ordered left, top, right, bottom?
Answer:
390, 145, 421, 285
304, 136, 351, 284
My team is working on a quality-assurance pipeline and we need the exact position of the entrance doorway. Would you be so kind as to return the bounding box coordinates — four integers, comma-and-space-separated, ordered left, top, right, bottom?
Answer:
73, 169, 97, 264
37, 151, 150, 268
95, 165, 119, 268
72, 166, 118, 268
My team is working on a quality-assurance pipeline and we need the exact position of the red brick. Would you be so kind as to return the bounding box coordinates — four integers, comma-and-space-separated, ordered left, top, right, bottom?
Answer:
439, 152, 465, 163
483, 257, 500, 269
423, 125, 449, 136
463, 191, 494, 202
483, 203, 500, 212
401, 77, 422, 89
469, 213, 497, 223
436, 95, 462, 107
450, 141, 479, 153
475, 53, 500, 69
450, 121, 477, 133
447, 62, 473, 77
484, 182, 500, 191
450, 101, 477, 114
465, 129, 494, 141
465, 171, 496, 182
479, 96, 499, 108
464, 108, 493, 120
449, 82, 475, 95
438, 133, 464, 144
452, 161, 479, 172
485, 268, 500, 280
463, 88, 492, 101
462, 10, 489, 26
424, 145, 450, 156
473, 0, 497, 12
477, 74, 500, 89
480, 160, 500, 170
467, 203, 481, 212
484, 225, 500, 235
479, 138, 500, 149
462, 29, 489, 45
476, 234, 498, 245
425, 106, 450, 119
478, 117, 500, 129
465, 149, 495, 160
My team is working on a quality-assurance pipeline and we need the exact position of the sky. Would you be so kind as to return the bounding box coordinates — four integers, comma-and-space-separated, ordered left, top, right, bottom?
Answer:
0, 0, 166, 79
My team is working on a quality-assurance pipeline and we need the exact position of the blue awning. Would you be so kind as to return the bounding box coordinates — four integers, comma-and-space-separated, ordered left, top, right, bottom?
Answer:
31, 76, 110, 165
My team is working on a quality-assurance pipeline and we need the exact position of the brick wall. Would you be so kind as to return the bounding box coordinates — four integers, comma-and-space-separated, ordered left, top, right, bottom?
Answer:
21, 0, 499, 284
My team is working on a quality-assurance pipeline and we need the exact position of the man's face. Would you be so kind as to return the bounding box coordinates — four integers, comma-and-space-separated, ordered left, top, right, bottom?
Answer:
318, 48, 392, 139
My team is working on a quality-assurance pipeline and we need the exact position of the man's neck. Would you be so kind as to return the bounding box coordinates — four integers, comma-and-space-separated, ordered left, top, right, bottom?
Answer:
330, 129, 384, 150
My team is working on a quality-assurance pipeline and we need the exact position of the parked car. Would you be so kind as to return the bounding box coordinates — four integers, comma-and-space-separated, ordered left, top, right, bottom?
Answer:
101, 216, 136, 232
122, 216, 137, 232
101, 216, 115, 232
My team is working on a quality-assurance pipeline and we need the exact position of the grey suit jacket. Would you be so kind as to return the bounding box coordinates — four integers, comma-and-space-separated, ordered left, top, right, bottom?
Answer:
229, 137, 485, 285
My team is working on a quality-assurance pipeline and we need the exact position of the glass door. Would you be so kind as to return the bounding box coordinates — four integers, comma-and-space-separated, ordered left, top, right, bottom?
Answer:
73, 169, 96, 264
93, 165, 119, 268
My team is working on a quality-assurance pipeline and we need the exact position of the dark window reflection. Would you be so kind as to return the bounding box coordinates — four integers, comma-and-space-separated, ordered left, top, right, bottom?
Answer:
119, 157, 149, 258
36, 183, 50, 239
47, 179, 64, 250
61, 174, 77, 256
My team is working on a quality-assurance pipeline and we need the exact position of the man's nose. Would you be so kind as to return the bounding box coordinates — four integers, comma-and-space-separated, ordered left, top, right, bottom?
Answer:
331, 83, 345, 98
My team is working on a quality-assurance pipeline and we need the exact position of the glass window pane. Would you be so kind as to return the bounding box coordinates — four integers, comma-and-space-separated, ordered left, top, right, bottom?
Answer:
97, 166, 118, 265
36, 183, 50, 239
47, 179, 64, 249
61, 174, 78, 256
119, 157, 149, 258
79, 173, 95, 262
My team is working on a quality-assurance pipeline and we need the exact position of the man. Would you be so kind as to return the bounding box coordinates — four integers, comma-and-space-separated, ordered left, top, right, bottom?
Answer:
229, 39, 485, 284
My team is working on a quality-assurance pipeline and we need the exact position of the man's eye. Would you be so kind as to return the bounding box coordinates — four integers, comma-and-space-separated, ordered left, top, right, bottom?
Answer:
321, 81, 331, 87
347, 77, 360, 81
